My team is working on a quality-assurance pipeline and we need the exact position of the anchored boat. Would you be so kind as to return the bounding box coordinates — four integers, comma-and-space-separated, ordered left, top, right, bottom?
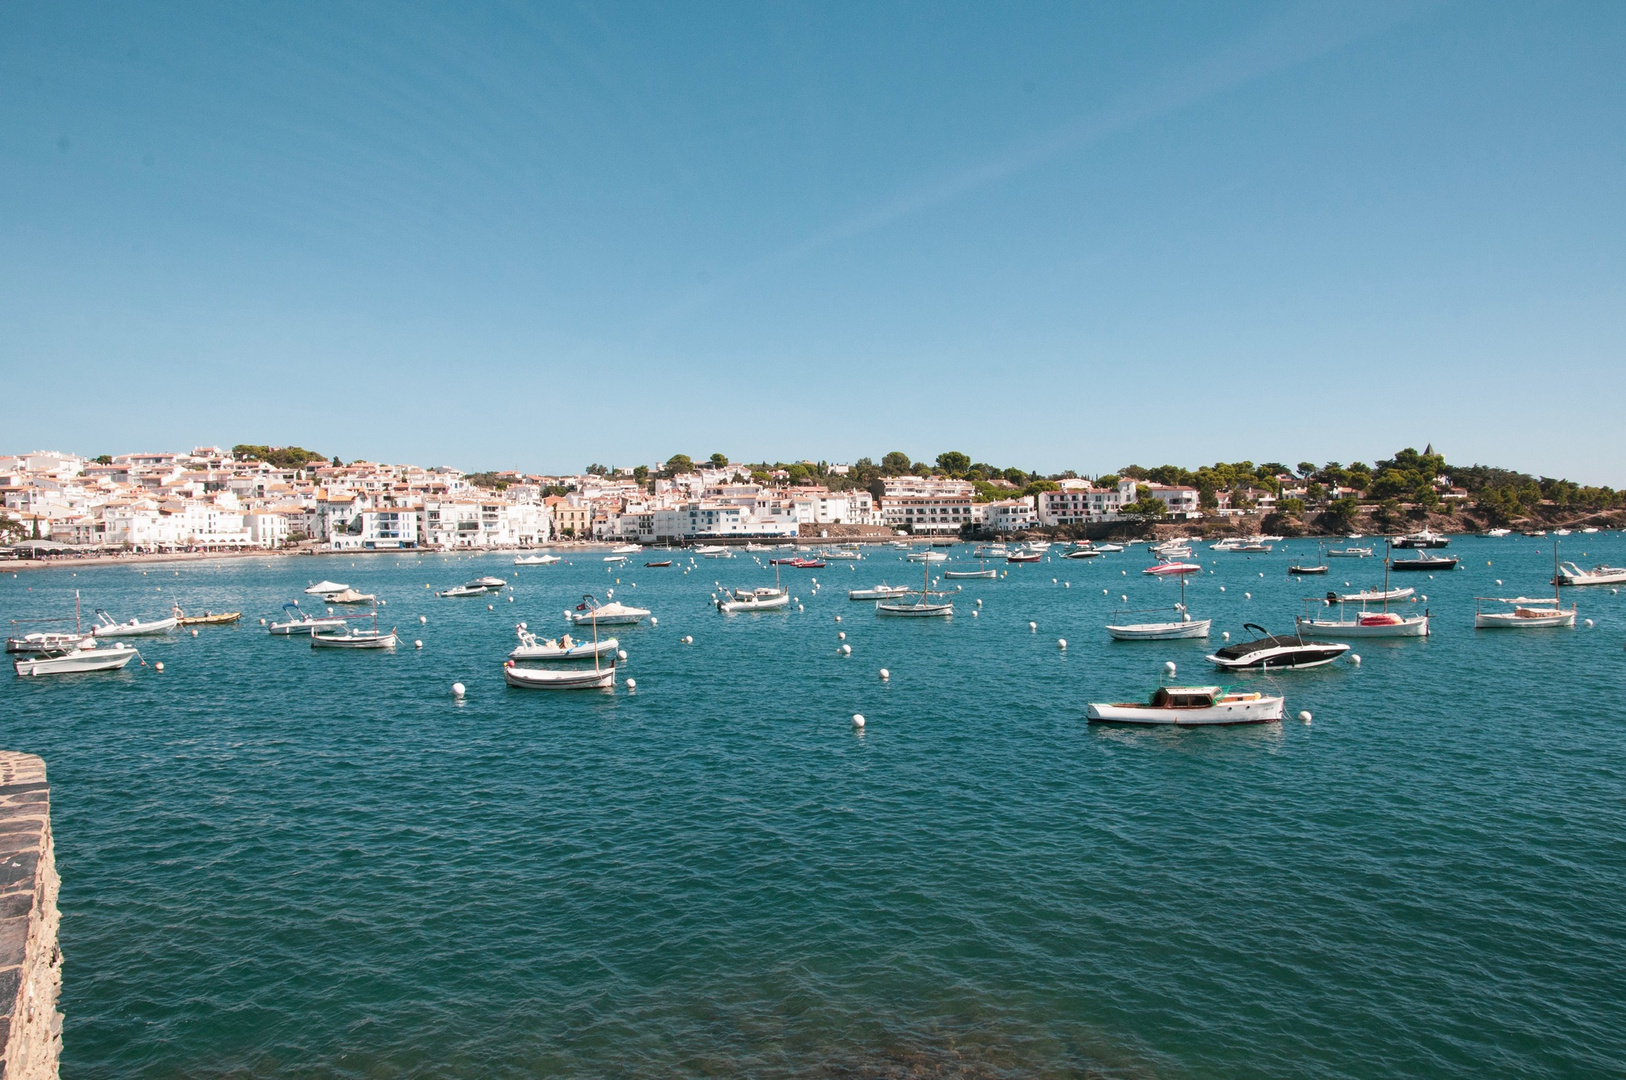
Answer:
1208, 623, 1350, 670
1088, 685, 1284, 725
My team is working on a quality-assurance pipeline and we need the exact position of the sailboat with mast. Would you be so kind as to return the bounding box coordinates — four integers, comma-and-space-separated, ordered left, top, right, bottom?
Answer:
875, 554, 954, 617
1474, 540, 1578, 629
1297, 541, 1430, 638
1105, 573, 1211, 640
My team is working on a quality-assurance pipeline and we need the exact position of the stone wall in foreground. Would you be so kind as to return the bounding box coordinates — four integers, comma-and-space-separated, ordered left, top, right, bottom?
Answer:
0, 753, 60, 1080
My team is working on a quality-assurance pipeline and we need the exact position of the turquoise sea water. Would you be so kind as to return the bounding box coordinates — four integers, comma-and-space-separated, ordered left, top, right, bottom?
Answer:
3, 536, 1625, 1078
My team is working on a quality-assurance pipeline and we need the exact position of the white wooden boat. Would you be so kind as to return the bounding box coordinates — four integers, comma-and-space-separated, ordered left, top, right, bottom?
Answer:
14, 642, 140, 677
513, 553, 561, 565
943, 568, 997, 580
268, 603, 348, 635
1554, 561, 1626, 586
817, 549, 862, 560
1106, 617, 1211, 640
90, 610, 178, 637
324, 589, 378, 604
874, 559, 954, 617
718, 586, 790, 613
509, 625, 619, 660
604, 555, 628, 563
1327, 547, 1373, 558
311, 627, 398, 648
304, 580, 350, 595
1106, 577, 1209, 639
1088, 685, 1284, 725
1296, 609, 1430, 638
1474, 599, 1576, 628
1208, 624, 1350, 670
567, 595, 650, 626
6, 630, 89, 654
503, 658, 616, 690
849, 584, 912, 601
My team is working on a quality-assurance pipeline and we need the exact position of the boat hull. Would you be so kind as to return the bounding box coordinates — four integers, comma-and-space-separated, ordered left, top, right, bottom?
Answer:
719, 594, 791, 613
509, 638, 619, 660
942, 570, 997, 579
310, 631, 398, 649
1474, 611, 1576, 629
874, 602, 953, 617
504, 664, 615, 689
1105, 619, 1212, 641
848, 589, 911, 601
92, 617, 179, 638
268, 618, 347, 636
1389, 559, 1457, 572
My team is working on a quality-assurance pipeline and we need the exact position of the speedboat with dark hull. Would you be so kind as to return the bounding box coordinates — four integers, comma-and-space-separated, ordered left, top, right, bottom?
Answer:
1389, 554, 1458, 572
1208, 624, 1350, 670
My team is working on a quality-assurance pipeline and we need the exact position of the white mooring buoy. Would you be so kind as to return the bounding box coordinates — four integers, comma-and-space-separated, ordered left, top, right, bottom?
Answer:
154, 662, 164, 672
1299, 711, 1312, 724
1057, 638, 1067, 649
452, 682, 465, 698
626, 678, 636, 691
618, 649, 628, 660
879, 668, 890, 681
415, 640, 423, 649
1351, 654, 1362, 666
852, 713, 865, 728
1164, 661, 1176, 677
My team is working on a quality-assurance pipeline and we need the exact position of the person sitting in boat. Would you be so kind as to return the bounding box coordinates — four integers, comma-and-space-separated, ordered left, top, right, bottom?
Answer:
559, 633, 574, 649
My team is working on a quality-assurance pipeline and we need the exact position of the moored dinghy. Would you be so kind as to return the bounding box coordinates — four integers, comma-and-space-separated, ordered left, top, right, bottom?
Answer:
90, 609, 179, 637
14, 641, 141, 677
1106, 575, 1211, 640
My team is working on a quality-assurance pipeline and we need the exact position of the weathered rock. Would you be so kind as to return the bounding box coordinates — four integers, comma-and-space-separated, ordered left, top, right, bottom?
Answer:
0, 753, 60, 1080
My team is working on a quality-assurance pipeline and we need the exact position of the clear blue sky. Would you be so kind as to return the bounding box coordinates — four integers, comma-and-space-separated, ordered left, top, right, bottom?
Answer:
2, 2, 1622, 481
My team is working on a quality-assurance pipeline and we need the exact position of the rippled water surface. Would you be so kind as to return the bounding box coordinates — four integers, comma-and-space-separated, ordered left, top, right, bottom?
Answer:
4, 536, 1625, 1078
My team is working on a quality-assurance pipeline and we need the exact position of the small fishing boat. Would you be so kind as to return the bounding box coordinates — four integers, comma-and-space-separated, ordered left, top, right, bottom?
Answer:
849, 584, 912, 601
14, 641, 141, 677
1327, 547, 1373, 558
875, 559, 954, 617
509, 625, 619, 660
514, 553, 560, 565
1143, 559, 1201, 577
1106, 577, 1210, 640
789, 558, 826, 569
171, 607, 242, 626
1297, 607, 1430, 638
311, 626, 397, 649
90, 609, 179, 637
718, 586, 791, 613
1475, 544, 1577, 628
644, 560, 672, 567
268, 603, 348, 636
971, 544, 1009, 559
943, 567, 997, 579
1553, 528, 1572, 536
1389, 554, 1458, 572
324, 588, 378, 604
1087, 685, 1284, 726
1554, 561, 1626, 586
1235, 542, 1272, 553
604, 555, 628, 563
304, 580, 350, 596
567, 595, 650, 626
1207, 624, 1350, 670
1006, 551, 1041, 564
818, 549, 863, 560
5, 631, 88, 654
503, 658, 616, 690
1393, 529, 1450, 549
1580, 527, 1600, 534
1289, 546, 1329, 575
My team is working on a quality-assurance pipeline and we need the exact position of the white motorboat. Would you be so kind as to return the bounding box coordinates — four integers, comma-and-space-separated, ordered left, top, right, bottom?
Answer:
304, 580, 350, 596
1208, 624, 1350, 670
14, 641, 140, 677
1095, 543, 1125, 553
1327, 547, 1373, 558
470, 576, 508, 589
1062, 546, 1101, 559
1088, 685, 1284, 726
603, 555, 628, 563
1150, 539, 1191, 557
503, 658, 616, 690
514, 553, 561, 565
611, 544, 641, 554
1024, 541, 1052, 551
693, 545, 727, 555
311, 627, 398, 648
90, 609, 178, 638
1553, 528, 1571, 536
508, 625, 619, 660
887, 540, 910, 549
718, 586, 791, 613
817, 549, 863, 560
1580, 527, 1600, 534
325, 588, 378, 604
849, 584, 912, 601
874, 559, 954, 617
1106, 577, 1210, 640
436, 584, 489, 598
1554, 561, 1626, 587
1338, 586, 1415, 604
1393, 529, 1451, 549
1235, 542, 1273, 553
971, 544, 1009, 560
906, 551, 948, 562
268, 603, 349, 635
567, 594, 651, 626
1486, 528, 1511, 538
1143, 559, 1201, 577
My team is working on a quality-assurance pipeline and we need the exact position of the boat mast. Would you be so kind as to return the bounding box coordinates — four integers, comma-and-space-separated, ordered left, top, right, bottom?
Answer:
1383, 540, 1392, 612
